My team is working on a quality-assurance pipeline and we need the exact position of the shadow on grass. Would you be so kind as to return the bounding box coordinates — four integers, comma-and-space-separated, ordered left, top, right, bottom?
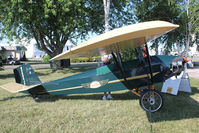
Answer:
35, 91, 139, 102
0, 73, 14, 79
1, 86, 199, 122
56, 66, 96, 74
0, 95, 30, 102
0, 65, 96, 81
146, 87, 199, 122
20, 60, 49, 65
34, 66, 96, 77
0, 90, 139, 102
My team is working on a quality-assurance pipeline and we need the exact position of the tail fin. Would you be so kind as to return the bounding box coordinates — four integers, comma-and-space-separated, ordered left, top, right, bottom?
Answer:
13, 64, 49, 98
13, 63, 41, 86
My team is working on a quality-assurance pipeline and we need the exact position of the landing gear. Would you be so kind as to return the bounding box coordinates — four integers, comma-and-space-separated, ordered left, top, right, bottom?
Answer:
139, 89, 163, 113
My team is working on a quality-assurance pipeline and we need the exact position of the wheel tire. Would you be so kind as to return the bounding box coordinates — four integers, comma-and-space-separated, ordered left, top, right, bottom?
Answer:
139, 89, 163, 113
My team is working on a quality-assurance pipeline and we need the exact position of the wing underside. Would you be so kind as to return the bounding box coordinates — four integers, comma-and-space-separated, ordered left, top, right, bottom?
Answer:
52, 21, 179, 60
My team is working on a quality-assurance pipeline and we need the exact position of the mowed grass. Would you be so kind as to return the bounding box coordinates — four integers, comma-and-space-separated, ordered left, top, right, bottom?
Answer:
0, 66, 199, 133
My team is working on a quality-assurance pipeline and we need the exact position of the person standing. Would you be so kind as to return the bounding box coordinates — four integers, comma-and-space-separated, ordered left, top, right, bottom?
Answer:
101, 55, 113, 100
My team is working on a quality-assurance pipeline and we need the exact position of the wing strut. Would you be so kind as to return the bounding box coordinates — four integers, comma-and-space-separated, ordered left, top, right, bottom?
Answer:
111, 52, 142, 96
144, 44, 154, 85
111, 52, 129, 88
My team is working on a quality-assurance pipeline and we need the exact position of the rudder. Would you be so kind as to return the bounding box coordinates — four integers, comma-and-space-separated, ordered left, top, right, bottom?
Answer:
13, 64, 49, 98
13, 63, 41, 86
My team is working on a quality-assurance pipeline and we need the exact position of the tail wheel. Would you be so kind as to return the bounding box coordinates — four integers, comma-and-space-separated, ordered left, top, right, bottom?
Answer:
139, 89, 163, 113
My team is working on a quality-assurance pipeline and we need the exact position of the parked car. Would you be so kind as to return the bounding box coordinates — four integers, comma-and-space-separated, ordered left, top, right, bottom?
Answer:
7, 57, 20, 65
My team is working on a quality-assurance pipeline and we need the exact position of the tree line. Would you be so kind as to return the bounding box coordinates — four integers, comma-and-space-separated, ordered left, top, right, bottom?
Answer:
0, 0, 198, 59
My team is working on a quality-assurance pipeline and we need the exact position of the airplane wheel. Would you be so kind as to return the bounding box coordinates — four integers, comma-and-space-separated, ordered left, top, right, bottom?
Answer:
139, 89, 163, 113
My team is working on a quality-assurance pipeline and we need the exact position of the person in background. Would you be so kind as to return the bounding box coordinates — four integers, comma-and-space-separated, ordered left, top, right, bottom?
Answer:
8, 55, 13, 61
101, 55, 113, 100
0, 56, 2, 67
143, 47, 147, 58
187, 59, 194, 68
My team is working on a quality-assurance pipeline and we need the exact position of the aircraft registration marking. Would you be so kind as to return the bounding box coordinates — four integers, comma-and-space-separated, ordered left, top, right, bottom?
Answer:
166, 87, 173, 94
47, 72, 160, 93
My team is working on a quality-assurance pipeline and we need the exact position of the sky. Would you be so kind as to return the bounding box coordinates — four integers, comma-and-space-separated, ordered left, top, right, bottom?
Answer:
0, 38, 9, 45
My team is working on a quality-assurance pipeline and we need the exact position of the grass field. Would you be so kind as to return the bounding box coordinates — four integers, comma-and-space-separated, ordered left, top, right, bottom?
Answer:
0, 66, 199, 133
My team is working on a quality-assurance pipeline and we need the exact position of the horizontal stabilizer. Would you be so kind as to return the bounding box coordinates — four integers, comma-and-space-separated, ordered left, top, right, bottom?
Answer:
0, 82, 41, 93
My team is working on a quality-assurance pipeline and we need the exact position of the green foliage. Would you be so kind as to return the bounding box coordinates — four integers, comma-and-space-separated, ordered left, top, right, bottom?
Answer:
133, 0, 199, 54
0, 0, 134, 58
70, 57, 89, 63
1, 0, 103, 57
186, 0, 199, 50
1, 56, 7, 60
188, 0, 199, 33
105, 0, 135, 29
121, 49, 137, 62
92, 56, 101, 61
134, 0, 183, 53
70, 56, 100, 63
42, 55, 50, 62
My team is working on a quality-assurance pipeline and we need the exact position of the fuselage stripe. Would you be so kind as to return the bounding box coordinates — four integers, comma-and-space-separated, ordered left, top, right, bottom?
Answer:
47, 72, 160, 93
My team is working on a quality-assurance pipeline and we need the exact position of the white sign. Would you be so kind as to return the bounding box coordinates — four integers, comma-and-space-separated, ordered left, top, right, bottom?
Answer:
161, 71, 192, 95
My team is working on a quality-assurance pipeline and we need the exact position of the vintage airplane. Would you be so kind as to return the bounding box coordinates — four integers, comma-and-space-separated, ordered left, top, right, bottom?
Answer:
0, 21, 179, 112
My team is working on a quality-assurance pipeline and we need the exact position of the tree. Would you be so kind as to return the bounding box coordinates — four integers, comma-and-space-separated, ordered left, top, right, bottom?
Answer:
184, 0, 199, 57
0, 0, 135, 69
0, 0, 135, 56
134, 0, 199, 55
0, 0, 102, 58
102, 0, 137, 62
103, 0, 111, 32
134, 0, 185, 55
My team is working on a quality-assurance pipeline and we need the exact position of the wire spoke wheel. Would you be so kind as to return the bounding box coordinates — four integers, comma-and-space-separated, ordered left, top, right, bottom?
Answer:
139, 89, 163, 113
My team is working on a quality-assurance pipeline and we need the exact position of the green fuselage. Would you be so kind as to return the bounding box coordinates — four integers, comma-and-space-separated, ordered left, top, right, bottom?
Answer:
15, 55, 174, 97
39, 56, 170, 95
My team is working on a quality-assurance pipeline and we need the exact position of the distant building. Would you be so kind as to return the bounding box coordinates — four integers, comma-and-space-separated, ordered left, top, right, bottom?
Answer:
25, 39, 45, 58
0, 46, 25, 60
189, 43, 199, 56
25, 39, 75, 58
0, 39, 75, 59
63, 40, 75, 52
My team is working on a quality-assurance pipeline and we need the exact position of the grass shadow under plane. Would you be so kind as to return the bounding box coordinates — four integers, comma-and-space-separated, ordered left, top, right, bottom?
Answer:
0, 95, 30, 102
35, 91, 139, 102
0, 91, 138, 102
34, 66, 96, 77
1, 86, 199, 122
146, 87, 199, 122
0, 73, 14, 79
